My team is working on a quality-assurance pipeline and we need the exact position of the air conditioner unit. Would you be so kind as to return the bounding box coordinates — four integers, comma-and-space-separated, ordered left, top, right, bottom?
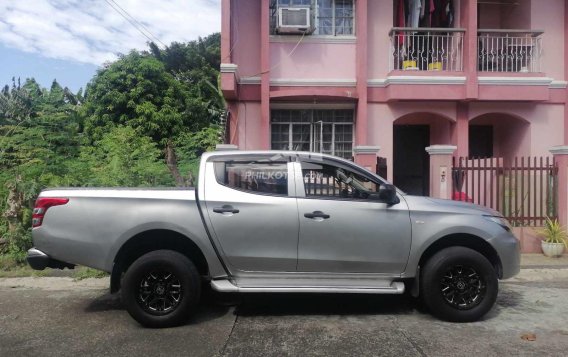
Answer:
277, 7, 313, 34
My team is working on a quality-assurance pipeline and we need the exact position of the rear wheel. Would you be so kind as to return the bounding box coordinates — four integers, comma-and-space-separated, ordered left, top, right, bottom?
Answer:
420, 246, 498, 322
122, 250, 201, 328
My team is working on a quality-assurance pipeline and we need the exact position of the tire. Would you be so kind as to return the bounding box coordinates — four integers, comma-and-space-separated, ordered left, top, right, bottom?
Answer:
121, 250, 201, 328
420, 246, 498, 322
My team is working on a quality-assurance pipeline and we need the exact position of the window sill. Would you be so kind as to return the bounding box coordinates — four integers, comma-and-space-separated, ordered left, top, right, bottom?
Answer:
270, 35, 356, 44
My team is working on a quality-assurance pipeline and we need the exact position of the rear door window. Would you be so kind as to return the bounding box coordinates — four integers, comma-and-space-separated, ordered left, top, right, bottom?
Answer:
214, 161, 289, 196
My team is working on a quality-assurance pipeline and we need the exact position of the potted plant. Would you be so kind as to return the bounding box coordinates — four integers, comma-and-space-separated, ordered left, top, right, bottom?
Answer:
539, 217, 568, 257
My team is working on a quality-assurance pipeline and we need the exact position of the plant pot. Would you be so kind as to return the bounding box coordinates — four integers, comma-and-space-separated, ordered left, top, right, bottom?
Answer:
403, 60, 418, 70
428, 62, 443, 71
541, 241, 565, 257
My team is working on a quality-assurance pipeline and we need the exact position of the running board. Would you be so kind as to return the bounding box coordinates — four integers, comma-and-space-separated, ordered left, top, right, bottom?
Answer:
210, 280, 405, 294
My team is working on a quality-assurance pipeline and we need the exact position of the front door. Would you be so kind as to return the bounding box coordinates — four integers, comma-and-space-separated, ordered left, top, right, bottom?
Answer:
295, 159, 412, 274
203, 156, 299, 273
394, 125, 430, 196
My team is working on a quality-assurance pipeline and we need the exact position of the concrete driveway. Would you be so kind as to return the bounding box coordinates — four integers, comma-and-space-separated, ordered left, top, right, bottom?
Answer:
1, 269, 567, 357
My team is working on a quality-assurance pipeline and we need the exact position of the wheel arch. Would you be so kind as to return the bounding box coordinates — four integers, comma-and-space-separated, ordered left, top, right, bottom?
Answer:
419, 233, 503, 278
409, 233, 503, 298
110, 229, 209, 293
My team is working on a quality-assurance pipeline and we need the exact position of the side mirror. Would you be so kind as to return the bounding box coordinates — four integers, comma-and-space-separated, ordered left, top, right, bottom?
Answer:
378, 184, 399, 205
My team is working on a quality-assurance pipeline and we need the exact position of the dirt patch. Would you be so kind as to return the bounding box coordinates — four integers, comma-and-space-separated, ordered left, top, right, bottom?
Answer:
0, 277, 109, 290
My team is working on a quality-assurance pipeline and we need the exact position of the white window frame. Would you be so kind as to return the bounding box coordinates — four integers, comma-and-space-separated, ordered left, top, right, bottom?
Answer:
270, 108, 355, 159
270, 0, 356, 37
314, 0, 356, 37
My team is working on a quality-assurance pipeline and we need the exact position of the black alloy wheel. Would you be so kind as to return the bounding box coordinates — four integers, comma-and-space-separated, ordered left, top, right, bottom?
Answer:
439, 265, 486, 310
138, 270, 183, 315
420, 246, 498, 322
122, 250, 201, 328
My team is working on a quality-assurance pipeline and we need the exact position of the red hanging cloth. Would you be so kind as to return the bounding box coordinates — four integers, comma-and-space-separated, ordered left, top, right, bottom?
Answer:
397, 0, 406, 43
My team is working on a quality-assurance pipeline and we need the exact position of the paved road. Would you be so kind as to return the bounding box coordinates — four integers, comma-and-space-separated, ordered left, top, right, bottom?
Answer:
1, 270, 567, 357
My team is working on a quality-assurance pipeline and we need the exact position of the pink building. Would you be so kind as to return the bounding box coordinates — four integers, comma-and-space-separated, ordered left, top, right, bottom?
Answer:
220, 0, 568, 247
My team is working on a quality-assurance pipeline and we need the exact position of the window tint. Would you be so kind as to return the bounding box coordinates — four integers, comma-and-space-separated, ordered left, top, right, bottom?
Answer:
301, 161, 380, 200
215, 162, 288, 196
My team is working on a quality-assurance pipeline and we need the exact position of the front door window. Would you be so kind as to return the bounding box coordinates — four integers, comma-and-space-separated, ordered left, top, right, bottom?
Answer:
302, 161, 380, 200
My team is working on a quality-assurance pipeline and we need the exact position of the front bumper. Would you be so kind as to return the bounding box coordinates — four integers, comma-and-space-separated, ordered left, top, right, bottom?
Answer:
26, 248, 75, 270
489, 230, 521, 279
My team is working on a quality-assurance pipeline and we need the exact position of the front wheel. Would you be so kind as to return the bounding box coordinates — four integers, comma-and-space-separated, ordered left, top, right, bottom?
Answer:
420, 246, 498, 322
121, 250, 201, 328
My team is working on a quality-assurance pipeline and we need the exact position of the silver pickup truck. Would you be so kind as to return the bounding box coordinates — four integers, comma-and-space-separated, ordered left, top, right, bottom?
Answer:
27, 150, 520, 327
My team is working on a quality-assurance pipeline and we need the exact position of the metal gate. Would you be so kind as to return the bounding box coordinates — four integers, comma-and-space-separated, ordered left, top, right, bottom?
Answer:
452, 156, 558, 226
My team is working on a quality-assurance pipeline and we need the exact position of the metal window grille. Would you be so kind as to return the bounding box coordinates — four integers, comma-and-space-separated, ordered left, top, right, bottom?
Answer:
270, 0, 354, 36
271, 109, 354, 159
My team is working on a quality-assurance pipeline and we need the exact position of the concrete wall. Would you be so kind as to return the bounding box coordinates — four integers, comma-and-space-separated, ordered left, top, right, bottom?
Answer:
270, 42, 356, 80
236, 102, 262, 150
469, 102, 565, 158
502, 0, 532, 30
228, 0, 565, 82
368, 0, 393, 79
478, 3, 502, 29
231, 0, 261, 78
363, 102, 565, 182
531, 0, 565, 80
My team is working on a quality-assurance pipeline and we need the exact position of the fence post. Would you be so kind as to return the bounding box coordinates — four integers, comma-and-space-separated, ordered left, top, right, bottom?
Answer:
550, 146, 568, 226
354, 146, 381, 172
426, 145, 457, 199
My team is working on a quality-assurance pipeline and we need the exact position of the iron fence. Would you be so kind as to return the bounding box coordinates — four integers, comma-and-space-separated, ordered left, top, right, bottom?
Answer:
389, 27, 465, 72
478, 29, 543, 73
452, 156, 558, 226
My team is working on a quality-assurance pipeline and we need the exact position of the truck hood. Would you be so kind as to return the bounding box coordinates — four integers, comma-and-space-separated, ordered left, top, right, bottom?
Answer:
402, 195, 502, 217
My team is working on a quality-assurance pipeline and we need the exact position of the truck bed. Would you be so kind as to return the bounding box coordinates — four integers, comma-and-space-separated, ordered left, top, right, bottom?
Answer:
32, 187, 222, 274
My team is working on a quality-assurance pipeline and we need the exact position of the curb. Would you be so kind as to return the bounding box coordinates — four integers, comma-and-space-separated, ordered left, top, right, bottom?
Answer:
521, 265, 568, 270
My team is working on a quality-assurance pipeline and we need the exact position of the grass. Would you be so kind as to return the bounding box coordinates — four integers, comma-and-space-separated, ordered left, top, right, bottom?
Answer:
72, 266, 109, 280
0, 265, 51, 278
0, 254, 108, 279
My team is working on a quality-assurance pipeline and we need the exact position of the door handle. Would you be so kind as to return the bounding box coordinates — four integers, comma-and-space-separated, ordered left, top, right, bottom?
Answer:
213, 205, 240, 214
304, 211, 330, 219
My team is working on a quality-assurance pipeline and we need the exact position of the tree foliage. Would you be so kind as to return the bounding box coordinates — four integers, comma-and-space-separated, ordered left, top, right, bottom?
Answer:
79, 126, 173, 187
0, 78, 83, 259
0, 33, 223, 261
82, 33, 224, 186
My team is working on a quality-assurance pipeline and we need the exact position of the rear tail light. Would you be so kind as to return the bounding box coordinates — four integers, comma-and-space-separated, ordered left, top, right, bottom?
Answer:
32, 197, 69, 228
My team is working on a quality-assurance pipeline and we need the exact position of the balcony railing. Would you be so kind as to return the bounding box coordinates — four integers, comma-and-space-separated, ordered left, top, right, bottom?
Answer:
478, 30, 543, 73
389, 28, 465, 72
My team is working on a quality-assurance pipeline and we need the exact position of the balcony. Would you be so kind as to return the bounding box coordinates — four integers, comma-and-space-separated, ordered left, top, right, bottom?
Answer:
477, 30, 543, 73
389, 28, 465, 72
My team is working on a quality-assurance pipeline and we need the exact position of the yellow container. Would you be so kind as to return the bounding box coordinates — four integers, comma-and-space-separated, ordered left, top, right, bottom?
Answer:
428, 62, 443, 71
402, 60, 417, 70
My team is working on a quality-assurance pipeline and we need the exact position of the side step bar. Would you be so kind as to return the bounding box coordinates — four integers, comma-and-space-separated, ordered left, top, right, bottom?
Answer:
211, 280, 405, 294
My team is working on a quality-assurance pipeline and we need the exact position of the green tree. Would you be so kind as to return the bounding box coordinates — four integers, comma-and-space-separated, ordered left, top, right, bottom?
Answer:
83, 35, 224, 186
150, 34, 225, 133
175, 124, 223, 185
0, 78, 83, 258
83, 51, 195, 185
0, 33, 225, 261
79, 126, 173, 187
